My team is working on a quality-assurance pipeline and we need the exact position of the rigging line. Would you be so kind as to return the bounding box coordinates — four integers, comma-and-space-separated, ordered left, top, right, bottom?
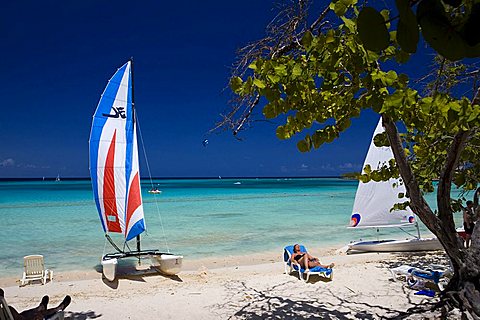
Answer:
124, 241, 131, 252
103, 236, 108, 257
106, 234, 124, 253
136, 115, 170, 253
398, 227, 419, 239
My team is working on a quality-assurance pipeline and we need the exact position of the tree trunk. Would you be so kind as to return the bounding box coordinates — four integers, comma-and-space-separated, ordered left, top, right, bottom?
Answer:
381, 115, 480, 317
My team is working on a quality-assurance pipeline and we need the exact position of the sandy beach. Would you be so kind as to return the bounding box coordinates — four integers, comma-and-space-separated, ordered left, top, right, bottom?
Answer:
1, 247, 450, 319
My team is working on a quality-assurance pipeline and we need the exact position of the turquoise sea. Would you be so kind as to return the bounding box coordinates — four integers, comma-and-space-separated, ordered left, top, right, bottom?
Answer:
0, 178, 464, 277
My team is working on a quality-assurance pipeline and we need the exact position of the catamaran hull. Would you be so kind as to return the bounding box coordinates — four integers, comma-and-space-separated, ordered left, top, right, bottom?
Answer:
151, 254, 183, 275
101, 258, 118, 281
101, 250, 183, 281
347, 237, 443, 253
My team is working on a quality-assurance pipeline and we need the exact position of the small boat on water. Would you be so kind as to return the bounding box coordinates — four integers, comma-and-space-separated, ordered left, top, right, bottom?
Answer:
148, 189, 162, 194
347, 118, 442, 253
89, 60, 182, 281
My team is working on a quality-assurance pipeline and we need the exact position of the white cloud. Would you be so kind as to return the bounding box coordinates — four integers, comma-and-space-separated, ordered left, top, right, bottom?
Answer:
338, 162, 362, 170
0, 158, 15, 167
320, 163, 335, 171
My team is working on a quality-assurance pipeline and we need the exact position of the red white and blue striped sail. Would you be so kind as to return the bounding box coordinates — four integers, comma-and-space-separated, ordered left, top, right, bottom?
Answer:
89, 61, 146, 241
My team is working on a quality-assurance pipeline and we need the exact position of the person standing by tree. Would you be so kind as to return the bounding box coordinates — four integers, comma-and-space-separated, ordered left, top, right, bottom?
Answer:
463, 201, 476, 248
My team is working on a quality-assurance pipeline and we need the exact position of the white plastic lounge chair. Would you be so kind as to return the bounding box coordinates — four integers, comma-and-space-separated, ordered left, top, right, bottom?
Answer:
283, 245, 333, 282
20, 255, 53, 286
390, 265, 424, 281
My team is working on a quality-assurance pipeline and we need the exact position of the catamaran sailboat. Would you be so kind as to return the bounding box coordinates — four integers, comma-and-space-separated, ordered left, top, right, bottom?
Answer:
89, 60, 182, 281
347, 118, 443, 253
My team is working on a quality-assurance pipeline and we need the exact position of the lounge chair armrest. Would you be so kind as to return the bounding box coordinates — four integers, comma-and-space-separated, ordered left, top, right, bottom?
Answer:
46, 269, 53, 281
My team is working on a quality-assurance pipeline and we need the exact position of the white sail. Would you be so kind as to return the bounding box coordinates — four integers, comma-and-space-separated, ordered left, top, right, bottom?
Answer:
350, 118, 415, 228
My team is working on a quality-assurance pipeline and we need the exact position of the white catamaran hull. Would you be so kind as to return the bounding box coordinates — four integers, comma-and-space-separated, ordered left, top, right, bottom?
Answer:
151, 254, 183, 276
347, 237, 443, 253
101, 253, 183, 281
101, 258, 118, 282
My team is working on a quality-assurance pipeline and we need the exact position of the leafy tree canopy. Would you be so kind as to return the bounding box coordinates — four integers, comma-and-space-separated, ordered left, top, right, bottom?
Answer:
229, 0, 480, 198
225, 0, 480, 315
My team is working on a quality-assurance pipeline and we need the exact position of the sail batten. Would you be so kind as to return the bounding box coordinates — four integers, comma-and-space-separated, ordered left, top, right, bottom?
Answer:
350, 118, 415, 228
89, 61, 146, 240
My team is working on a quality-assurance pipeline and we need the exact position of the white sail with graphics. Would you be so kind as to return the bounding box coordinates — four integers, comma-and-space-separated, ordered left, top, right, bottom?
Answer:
89, 60, 182, 281
347, 118, 442, 253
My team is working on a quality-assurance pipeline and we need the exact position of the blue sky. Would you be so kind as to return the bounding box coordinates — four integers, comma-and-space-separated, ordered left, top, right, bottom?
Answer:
0, 1, 435, 178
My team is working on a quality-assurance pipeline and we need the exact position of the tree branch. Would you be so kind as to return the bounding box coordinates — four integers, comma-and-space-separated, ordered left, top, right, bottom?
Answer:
381, 114, 441, 233
220, 1, 331, 135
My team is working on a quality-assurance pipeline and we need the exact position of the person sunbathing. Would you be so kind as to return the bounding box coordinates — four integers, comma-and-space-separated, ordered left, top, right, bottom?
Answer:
291, 244, 334, 270
0, 288, 71, 320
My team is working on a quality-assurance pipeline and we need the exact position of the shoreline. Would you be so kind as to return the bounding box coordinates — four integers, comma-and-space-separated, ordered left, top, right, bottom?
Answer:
1, 249, 449, 319
0, 245, 344, 287
1, 235, 441, 287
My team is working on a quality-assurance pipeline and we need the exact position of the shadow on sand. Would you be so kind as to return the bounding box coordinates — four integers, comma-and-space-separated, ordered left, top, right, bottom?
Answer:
64, 310, 101, 320
286, 271, 333, 284
216, 279, 439, 319
94, 258, 182, 289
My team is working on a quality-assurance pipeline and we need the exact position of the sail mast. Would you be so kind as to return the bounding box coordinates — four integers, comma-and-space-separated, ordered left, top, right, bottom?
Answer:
130, 57, 142, 253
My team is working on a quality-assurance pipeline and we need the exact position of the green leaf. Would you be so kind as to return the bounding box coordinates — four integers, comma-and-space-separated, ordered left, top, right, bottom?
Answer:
364, 164, 372, 174
302, 31, 314, 49
417, 0, 466, 61
325, 30, 335, 44
263, 103, 277, 119
253, 78, 266, 89
297, 140, 310, 152
276, 126, 289, 140
357, 7, 390, 52
292, 64, 302, 77
341, 17, 356, 33
332, 0, 348, 16
267, 74, 280, 83
274, 65, 287, 76
397, 17, 419, 53
230, 76, 243, 93
385, 70, 398, 85
395, 0, 418, 44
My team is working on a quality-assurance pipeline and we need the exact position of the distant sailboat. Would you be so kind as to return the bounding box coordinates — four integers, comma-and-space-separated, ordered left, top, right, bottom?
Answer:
347, 118, 442, 253
89, 60, 182, 281
55, 174, 61, 182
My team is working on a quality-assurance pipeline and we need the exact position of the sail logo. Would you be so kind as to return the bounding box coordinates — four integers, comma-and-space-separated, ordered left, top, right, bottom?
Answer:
103, 107, 126, 119
350, 213, 361, 227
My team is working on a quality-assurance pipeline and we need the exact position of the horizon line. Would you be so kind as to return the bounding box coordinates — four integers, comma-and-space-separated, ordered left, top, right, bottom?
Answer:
0, 175, 350, 181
